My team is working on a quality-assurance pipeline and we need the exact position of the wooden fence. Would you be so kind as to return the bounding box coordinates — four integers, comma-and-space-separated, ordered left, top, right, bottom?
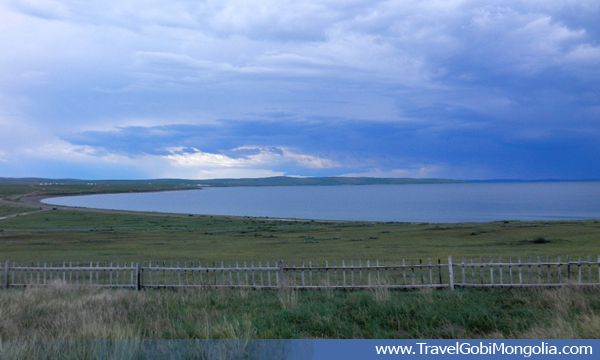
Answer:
2, 256, 600, 291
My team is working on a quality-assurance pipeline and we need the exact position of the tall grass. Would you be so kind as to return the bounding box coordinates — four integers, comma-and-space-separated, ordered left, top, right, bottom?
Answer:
2, 283, 600, 358
520, 285, 600, 339
369, 279, 391, 302
2, 283, 600, 342
278, 289, 299, 310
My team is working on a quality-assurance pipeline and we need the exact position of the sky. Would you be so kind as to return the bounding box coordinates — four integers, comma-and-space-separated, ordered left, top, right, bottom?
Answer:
1, 0, 599, 180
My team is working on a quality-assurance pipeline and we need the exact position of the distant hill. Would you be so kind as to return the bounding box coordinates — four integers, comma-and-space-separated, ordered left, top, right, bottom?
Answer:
192, 176, 465, 186
0, 176, 465, 187
0, 177, 161, 186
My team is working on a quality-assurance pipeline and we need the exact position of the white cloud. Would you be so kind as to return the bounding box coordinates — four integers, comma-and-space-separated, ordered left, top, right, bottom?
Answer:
564, 44, 600, 64
4, 0, 597, 99
1, 0, 599, 179
182, 168, 286, 180
165, 146, 338, 169
9, 142, 323, 180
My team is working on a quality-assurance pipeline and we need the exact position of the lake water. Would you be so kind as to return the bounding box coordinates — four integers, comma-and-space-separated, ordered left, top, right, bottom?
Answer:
44, 182, 600, 223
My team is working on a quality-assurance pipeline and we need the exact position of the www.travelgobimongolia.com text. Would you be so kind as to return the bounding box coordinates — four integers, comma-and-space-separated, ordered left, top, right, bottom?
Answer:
375, 342, 592, 357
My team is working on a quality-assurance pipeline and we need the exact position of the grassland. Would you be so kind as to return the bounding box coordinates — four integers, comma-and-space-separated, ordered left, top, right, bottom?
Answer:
1, 183, 600, 347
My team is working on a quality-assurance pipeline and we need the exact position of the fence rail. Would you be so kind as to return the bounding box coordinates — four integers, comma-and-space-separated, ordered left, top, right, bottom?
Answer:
2, 256, 600, 291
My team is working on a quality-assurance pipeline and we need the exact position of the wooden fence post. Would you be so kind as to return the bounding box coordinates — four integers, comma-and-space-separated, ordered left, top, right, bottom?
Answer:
136, 263, 141, 291
448, 256, 454, 290
4, 260, 9, 289
278, 260, 285, 288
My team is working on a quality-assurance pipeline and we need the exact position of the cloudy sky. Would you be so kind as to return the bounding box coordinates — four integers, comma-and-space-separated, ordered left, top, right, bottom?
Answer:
1, 0, 599, 180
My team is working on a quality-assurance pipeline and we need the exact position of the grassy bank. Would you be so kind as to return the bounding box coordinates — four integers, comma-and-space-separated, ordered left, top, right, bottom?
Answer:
2, 209, 600, 263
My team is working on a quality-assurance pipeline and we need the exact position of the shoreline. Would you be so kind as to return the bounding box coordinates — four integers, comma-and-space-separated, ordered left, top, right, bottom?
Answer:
23, 195, 62, 203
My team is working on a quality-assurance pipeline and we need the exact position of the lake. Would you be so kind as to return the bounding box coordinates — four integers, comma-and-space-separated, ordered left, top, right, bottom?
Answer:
42, 182, 600, 223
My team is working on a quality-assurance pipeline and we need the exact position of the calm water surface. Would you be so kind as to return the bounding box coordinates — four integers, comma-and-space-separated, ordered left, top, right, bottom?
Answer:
44, 182, 600, 223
